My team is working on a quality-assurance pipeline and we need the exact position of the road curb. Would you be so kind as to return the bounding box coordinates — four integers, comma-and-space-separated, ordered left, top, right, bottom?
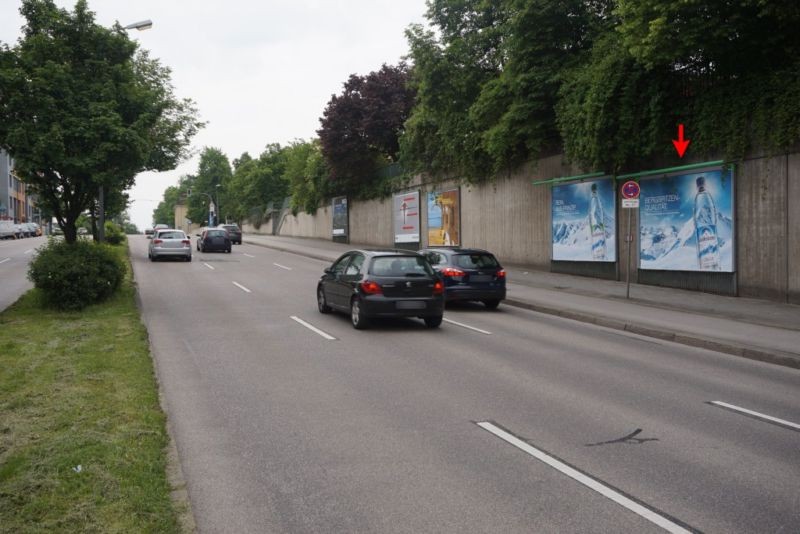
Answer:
504, 298, 800, 370
245, 238, 800, 370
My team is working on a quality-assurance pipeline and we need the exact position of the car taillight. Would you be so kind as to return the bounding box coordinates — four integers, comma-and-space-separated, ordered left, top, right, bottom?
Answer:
433, 280, 444, 295
496, 269, 506, 279
153, 239, 163, 244
440, 267, 465, 277
360, 280, 382, 294
182, 239, 190, 246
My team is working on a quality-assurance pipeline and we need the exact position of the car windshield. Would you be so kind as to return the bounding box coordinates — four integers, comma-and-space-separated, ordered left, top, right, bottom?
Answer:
453, 253, 499, 269
370, 256, 434, 277
157, 231, 185, 240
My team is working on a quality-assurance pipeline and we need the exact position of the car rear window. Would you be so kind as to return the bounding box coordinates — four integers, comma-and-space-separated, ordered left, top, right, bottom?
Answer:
453, 253, 499, 269
370, 256, 434, 277
157, 231, 185, 240
222, 225, 239, 231
207, 230, 227, 237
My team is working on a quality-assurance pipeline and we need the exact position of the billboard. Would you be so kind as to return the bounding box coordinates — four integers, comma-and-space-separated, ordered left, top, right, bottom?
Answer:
427, 189, 460, 246
332, 196, 348, 237
639, 168, 734, 272
552, 178, 616, 262
393, 191, 420, 243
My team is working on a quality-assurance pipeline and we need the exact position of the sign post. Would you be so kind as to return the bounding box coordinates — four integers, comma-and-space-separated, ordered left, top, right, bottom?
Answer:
620, 181, 640, 299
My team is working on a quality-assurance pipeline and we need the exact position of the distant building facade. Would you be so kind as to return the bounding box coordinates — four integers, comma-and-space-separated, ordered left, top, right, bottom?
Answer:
0, 149, 39, 223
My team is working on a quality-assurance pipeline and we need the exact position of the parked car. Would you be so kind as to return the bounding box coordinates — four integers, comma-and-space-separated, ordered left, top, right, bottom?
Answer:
148, 229, 192, 262
196, 228, 231, 253
144, 228, 154, 238
418, 247, 506, 309
218, 224, 242, 245
0, 220, 15, 239
317, 249, 444, 329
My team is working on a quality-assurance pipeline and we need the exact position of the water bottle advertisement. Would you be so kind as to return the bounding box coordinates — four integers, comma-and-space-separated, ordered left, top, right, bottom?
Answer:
551, 178, 616, 262
639, 168, 734, 271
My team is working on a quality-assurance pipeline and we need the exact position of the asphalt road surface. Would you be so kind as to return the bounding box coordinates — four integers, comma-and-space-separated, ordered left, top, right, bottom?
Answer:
0, 236, 44, 311
129, 236, 800, 534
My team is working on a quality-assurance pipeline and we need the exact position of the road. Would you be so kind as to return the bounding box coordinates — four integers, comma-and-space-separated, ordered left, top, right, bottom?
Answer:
129, 236, 800, 534
0, 236, 44, 311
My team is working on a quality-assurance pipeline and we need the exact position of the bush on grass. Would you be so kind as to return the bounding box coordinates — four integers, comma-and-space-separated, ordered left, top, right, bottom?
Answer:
28, 239, 125, 311
104, 221, 126, 245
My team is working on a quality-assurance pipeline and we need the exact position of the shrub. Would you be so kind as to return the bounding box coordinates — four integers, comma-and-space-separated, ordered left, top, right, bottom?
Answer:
104, 221, 126, 245
28, 239, 125, 311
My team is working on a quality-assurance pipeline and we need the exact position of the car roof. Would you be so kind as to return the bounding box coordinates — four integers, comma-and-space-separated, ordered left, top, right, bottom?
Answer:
342, 248, 424, 257
420, 247, 493, 255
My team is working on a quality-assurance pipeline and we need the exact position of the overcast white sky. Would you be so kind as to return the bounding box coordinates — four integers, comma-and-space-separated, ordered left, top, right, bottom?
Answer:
1, 0, 430, 230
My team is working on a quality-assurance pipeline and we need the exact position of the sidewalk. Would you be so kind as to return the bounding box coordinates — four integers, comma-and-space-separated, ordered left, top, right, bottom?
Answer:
244, 234, 800, 369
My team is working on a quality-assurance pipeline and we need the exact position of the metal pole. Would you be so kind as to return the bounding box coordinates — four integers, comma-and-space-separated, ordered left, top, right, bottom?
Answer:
98, 185, 105, 242
626, 207, 632, 299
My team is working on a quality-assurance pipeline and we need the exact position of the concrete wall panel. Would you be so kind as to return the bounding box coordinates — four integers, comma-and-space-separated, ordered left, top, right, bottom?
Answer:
788, 154, 800, 304
737, 155, 788, 300
350, 197, 392, 246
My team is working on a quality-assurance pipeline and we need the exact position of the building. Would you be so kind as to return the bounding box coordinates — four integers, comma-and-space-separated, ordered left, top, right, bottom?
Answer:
0, 149, 39, 223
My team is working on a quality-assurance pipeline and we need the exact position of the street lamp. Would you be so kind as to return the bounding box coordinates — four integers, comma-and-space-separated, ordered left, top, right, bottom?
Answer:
189, 191, 216, 227
98, 18, 153, 242
215, 184, 222, 225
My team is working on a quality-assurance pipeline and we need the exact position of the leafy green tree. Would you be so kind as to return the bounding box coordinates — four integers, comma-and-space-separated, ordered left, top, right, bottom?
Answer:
285, 140, 330, 214
152, 176, 192, 226
186, 148, 231, 226
0, 0, 202, 243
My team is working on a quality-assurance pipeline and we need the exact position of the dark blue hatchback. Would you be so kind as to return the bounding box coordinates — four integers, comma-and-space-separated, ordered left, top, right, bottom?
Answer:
418, 248, 506, 309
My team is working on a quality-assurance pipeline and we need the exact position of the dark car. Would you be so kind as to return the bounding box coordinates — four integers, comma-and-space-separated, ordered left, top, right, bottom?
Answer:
419, 247, 506, 309
218, 224, 242, 245
196, 228, 232, 253
317, 250, 444, 329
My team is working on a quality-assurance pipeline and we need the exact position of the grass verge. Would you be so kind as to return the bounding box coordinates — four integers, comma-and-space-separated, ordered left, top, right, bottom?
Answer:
0, 244, 182, 533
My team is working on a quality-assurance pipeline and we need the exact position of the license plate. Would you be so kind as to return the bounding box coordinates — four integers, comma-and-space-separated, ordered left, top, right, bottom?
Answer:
470, 275, 493, 282
396, 300, 425, 310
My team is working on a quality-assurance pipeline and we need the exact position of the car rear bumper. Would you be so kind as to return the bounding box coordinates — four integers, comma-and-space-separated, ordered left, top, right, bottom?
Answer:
444, 286, 506, 302
152, 248, 191, 258
361, 295, 444, 317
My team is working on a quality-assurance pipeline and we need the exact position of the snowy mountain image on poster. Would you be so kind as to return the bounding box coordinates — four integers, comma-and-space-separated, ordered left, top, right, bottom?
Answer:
552, 178, 616, 262
639, 169, 734, 272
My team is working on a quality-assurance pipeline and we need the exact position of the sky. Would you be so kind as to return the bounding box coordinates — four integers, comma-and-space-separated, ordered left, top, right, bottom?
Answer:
0, 0, 430, 231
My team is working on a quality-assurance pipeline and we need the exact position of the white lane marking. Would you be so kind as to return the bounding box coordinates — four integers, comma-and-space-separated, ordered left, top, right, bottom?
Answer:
443, 318, 492, 335
290, 316, 336, 340
477, 422, 692, 534
24, 249, 33, 254
203, 263, 215, 270
243, 253, 255, 258
232, 281, 252, 293
0, 257, 10, 264
710, 401, 800, 431
273, 262, 292, 271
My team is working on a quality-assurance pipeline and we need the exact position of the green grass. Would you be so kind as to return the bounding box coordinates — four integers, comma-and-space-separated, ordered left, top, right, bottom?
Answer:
0, 246, 182, 533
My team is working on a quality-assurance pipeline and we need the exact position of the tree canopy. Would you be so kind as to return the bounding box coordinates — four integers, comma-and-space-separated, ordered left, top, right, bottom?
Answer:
0, 0, 202, 242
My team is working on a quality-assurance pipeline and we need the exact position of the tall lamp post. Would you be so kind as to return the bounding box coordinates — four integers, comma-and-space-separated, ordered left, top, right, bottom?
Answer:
215, 184, 222, 225
98, 19, 153, 242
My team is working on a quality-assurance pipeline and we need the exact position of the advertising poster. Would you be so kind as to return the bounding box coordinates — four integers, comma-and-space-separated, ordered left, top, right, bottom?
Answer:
427, 189, 460, 246
393, 191, 420, 243
639, 168, 734, 271
551, 178, 616, 262
332, 196, 348, 237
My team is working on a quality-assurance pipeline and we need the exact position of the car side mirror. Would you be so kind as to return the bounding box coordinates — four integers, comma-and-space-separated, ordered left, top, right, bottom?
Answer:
324, 267, 333, 275
196, 234, 201, 237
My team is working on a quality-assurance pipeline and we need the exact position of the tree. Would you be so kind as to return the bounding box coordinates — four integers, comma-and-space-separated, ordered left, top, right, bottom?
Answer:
186, 148, 231, 225
285, 140, 330, 214
318, 63, 415, 197
0, 0, 202, 243
153, 177, 192, 226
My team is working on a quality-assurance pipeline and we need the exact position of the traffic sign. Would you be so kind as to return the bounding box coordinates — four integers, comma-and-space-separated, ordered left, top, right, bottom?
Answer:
621, 180, 640, 199
622, 198, 639, 208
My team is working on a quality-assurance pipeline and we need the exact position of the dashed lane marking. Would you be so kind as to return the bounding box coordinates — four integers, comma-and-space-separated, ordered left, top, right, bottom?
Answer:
290, 316, 336, 340
709, 401, 800, 432
203, 263, 215, 270
0, 258, 10, 264
273, 263, 292, 271
232, 281, 252, 293
477, 422, 694, 534
243, 253, 255, 258
443, 318, 492, 335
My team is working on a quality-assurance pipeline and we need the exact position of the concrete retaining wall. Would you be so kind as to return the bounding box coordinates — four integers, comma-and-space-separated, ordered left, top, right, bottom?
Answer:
266, 151, 800, 303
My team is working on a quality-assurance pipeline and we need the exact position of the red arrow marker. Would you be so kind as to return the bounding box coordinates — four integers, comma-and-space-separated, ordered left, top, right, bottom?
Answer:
672, 124, 690, 158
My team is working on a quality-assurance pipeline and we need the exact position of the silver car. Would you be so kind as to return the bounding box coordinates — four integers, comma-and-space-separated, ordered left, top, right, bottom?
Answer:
148, 229, 192, 262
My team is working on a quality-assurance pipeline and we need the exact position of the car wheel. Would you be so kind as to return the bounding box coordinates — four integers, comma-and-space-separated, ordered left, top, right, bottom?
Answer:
483, 299, 500, 310
317, 286, 331, 314
424, 315, 443, 328
186, 255, 192, 262
350, 297, 368, 329
227, 247, 232, 253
